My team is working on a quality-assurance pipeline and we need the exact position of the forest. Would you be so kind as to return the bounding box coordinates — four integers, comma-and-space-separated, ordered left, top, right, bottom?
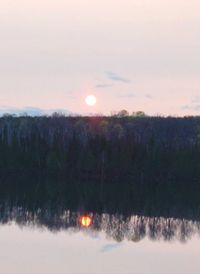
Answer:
0, 113, 200, 217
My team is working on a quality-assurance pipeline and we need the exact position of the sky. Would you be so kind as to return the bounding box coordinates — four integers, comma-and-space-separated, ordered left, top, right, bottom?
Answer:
0, 224, 200, 274
0, 0, 200, 116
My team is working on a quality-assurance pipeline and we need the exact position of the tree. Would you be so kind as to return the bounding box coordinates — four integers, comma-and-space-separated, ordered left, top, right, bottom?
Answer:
131, 111, 147, 117
117, 109, 129, 117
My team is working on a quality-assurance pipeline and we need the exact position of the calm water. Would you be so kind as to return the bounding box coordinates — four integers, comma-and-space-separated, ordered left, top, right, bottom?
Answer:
0, 214, 200, 274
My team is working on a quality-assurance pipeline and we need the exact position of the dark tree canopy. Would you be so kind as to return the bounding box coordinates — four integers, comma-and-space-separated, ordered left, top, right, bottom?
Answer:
0, 114, 200, 217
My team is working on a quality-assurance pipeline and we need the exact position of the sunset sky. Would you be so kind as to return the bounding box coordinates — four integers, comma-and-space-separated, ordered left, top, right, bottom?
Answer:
0, 0, 200, 116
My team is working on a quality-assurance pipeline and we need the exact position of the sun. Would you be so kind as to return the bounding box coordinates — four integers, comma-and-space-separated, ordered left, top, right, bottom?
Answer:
85, 95, 96, 106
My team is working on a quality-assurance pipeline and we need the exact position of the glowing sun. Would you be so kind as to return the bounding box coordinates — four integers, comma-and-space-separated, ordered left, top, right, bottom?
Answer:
85, 95, 96, 106
80, 215, 92, 228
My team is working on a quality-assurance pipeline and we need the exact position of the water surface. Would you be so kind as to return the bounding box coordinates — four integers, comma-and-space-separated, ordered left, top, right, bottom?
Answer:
0, 214, 200, 274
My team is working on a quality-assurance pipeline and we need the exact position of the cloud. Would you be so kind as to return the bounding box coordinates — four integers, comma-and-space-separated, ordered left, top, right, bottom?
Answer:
0, 106, 70, 116
106, 71, 130, 83
118, 93, 135, 98
100, 243, 123, 253
191, 96, 200, 103
145, 94, 153, 99
181, 95, 200, 111
181, 105, 200, 111
95, 83, 113, 89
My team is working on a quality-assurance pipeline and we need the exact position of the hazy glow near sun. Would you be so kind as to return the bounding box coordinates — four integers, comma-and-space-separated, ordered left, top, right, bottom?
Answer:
85, 95, 96, 106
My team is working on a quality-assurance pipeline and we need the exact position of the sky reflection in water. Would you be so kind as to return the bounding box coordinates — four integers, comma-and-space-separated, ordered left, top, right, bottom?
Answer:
0, 219, 200, 274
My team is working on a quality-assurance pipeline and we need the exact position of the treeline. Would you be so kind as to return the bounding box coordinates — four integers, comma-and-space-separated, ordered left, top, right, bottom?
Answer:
0, 114, 200, 215
0, 204, 198, 242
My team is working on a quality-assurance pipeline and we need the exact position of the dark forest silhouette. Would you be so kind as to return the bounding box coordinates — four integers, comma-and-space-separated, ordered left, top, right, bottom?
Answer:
0, 113, 200, 241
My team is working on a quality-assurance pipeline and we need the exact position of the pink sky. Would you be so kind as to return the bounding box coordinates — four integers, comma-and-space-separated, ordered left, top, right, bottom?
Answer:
0, 0, 200, 116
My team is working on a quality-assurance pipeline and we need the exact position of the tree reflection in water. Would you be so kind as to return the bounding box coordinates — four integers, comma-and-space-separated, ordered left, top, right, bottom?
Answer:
0, 204, 199, 243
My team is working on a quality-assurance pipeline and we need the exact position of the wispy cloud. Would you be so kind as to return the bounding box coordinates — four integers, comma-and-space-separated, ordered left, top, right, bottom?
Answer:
145, 94, 153, 99
95, 83, 113, 89
106, 71, 130, 83
191, 96, 200, 103
118, 93, 135, 98
100, 243, 123, 253
181, 105, 200, 111
181, 95, 200, 111
0, 106, 70, 116
118, 93, 153, 99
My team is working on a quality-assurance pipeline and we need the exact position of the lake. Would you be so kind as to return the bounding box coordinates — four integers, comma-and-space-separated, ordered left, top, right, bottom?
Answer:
0, 211, 200, 274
